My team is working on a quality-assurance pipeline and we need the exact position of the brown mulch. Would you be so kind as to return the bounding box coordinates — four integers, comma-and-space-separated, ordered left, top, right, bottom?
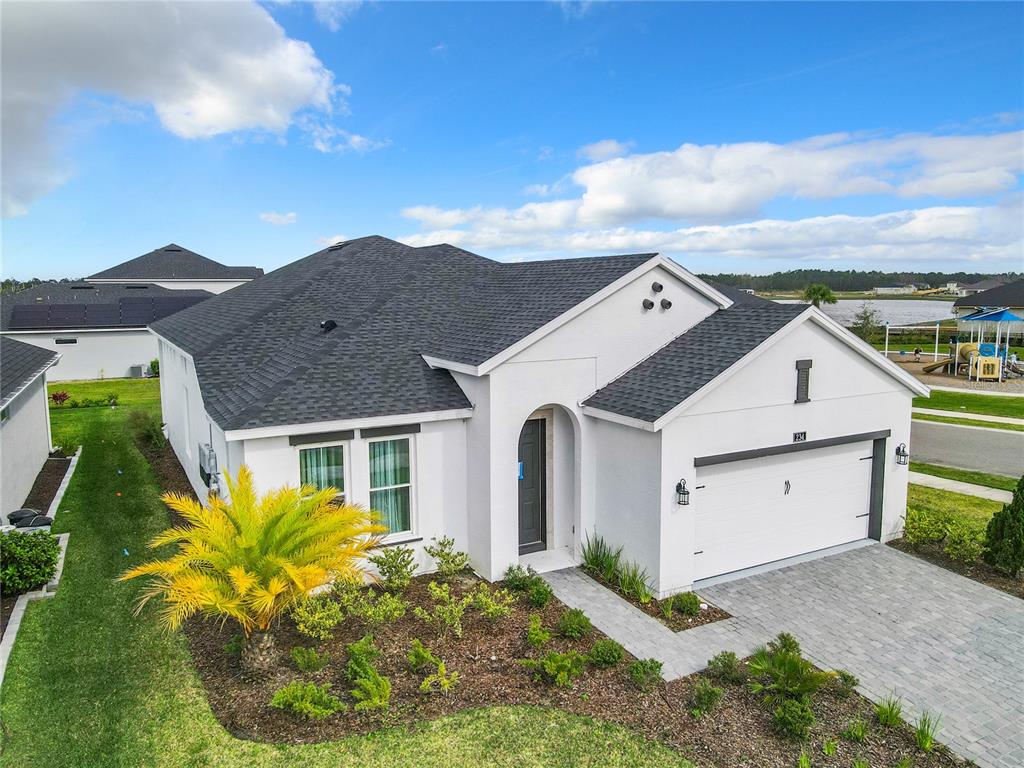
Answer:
133, 436, 196, 500
182, 576, 967, 767
889, 539, 1024, 600
20, 453, 72, 513
1, 593, 18, 637
581, 567, 731, 631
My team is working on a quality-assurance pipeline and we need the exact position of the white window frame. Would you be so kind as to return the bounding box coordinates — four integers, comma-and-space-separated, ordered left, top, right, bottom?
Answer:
366, 434, 417, 540
295, 439, 351, 504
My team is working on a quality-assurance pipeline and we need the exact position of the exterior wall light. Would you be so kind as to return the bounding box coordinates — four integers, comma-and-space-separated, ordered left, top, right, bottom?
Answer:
676, 479, 690, 505
895, 443, 909, 465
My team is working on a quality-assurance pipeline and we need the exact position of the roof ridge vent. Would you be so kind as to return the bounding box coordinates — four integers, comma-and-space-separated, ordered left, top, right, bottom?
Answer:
320, 319, 338, 333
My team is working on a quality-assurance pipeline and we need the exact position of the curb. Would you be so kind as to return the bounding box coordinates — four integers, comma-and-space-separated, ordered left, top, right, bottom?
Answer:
0, 532, 71, 690
46, 446, 82, 522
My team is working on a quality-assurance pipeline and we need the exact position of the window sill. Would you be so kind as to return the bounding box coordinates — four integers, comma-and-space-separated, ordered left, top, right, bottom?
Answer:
378, 535, 423, 549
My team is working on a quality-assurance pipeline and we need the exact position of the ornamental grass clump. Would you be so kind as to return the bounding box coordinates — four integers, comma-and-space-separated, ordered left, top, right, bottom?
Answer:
119, 466, 384, 675
580, 534, 622, 583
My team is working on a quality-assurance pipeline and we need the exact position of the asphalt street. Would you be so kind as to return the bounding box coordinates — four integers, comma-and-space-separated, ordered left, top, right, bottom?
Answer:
911, 420, 1024, 478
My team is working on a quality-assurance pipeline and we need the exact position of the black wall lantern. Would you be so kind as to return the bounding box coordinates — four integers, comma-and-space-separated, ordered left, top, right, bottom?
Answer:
676, 479, 690, 505
895, 443, 909, 465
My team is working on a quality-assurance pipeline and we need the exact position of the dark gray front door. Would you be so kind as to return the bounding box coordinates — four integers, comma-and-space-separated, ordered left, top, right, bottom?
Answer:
518, 418, 546, 555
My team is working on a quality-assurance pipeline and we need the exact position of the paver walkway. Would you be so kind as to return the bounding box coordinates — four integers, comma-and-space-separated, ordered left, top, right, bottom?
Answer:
544, 544, 1024, 768
908, 471, 1013, 503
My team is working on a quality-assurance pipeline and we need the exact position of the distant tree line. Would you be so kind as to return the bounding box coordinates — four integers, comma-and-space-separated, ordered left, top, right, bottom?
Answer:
1, 277, 81, 294
699, 269, 1020, 292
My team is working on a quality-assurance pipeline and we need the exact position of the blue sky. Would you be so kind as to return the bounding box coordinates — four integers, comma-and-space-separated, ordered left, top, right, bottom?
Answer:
2, 1, 1022, 279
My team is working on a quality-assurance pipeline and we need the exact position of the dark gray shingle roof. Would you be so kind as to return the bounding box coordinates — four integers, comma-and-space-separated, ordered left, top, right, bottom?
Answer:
151, 236, 657, 431
1, 337, 59, 408
87, 244, 263, 280
1, 282, 212, 330
583, 304, 808, 423
704, 281, 774, 308
953, 279, 1024, 308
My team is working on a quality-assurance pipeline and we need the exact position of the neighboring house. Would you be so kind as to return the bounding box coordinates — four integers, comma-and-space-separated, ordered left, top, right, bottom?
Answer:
958, 278, 1009, 297
85, 243, 263, 294
1, 282, 211, 381
872, 285, 916, 295
0, 337, 59, 516
952, 279, 1024, 336
153, 236, 927, 597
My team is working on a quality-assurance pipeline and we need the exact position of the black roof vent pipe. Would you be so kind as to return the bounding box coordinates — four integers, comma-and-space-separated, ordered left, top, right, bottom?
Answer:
320, 319, 338, 332
642, 299, 655, 310
660, 299, 673, 310
652, 281, 663, 292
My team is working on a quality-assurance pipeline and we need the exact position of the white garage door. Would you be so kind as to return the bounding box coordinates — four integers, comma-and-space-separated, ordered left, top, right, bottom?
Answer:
693, 441, 873, 581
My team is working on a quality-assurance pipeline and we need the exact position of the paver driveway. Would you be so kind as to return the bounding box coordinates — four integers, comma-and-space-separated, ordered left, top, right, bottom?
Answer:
545, 544, 1023, 768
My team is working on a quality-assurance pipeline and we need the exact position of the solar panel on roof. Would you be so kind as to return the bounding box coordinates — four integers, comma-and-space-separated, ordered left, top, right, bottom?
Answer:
83, 304, 120, 326
8, 306, 50, 329
49, 304, 88, 326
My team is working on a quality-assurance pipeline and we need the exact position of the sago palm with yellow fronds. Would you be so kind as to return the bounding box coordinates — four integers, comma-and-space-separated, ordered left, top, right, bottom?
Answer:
120, 466, 384, 674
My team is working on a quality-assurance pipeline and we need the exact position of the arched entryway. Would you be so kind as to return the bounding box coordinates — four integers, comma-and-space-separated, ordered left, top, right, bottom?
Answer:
516, 404, 580, 564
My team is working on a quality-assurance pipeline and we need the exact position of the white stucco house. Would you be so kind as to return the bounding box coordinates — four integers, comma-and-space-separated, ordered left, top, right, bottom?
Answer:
152, 236, 928, 596
0, 337, 59, 516
0, 245, 262, 381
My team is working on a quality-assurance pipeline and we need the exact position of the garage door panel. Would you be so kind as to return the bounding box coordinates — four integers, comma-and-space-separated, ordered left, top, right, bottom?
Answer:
693, 441, 872, 580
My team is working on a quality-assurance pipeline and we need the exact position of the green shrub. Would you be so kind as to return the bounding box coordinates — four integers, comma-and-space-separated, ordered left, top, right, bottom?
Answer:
423, 536, 470, 580
527, 579, 553, 608
344, 634, 380, 681
556, 607, 592, 639
127, 409, 166, 448
360, 591, 408, 628
617, 561, 653, 604
748, 634, 830, 707
903, 506, 950, 545
841, 718, 868, 742
659, 596, 675, 620
797, 750, 812, 768
470, 582, 516, 620
875, 693, 903, 727
822, 739, 837, 756
914, 710, 941, 752
290, 594, 343, 641
526, 613, 551, 649
502, 564, 537, 591
419, 661, 459, 695
627, 658, 663, 692
521, 650, 586, 688
834, 669, 859, 697
149, 358, 159, 376
368, 545, 417, 592
270, 681, 345, 719
581, 534, 622, 583
290, 646, 328, 672
224, 634, 243, 657
944, 519, 985, 562
413, 581, 472, 638
351, 665, 391, 711
707, 651, 746, 684
674, 591, 702, 617
587, 638, 624, 668
407, 638, 440, 671
690, 678, 724, 717
0, 530, 60, 594
772, 698, 815, 740
983, 476, 1024, 577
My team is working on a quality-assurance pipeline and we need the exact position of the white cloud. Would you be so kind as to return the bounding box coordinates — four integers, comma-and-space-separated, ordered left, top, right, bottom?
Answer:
1, 1, 350, 217
313, 1, 363, 32
556, 1, 593, 19
400, 200, 1023, 267
301, 119, 391, 154
578, 138, 633, 162
260, 211, 298, 226
430, 43, 448, 56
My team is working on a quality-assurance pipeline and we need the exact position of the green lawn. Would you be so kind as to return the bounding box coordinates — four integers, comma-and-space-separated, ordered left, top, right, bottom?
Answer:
913, 389, 1024, 419
2, 381, 689, 768
912, 412, 1024, 433
907, 484, 1004, 526
910, 462, 1019, 493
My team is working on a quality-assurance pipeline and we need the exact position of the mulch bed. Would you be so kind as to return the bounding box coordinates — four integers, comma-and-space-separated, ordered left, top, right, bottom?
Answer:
20, 452, 72, 513
1, 593, 18, 637
889, 538, 1024, 600
580, 566, 731, 632
133, 436, 196, 500
138, 433, 968, 766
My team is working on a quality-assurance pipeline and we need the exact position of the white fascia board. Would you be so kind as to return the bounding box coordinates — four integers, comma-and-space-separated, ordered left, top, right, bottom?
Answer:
0, 353, 60, 411
84, 278, 251, 284
223, 407, 475, 442
149, 330, 196, 364
804, 307, 930, 398
580, 405, 659, 432
421, 355, 481, 376
1, 327, 150, 335
472, 256, 732, 376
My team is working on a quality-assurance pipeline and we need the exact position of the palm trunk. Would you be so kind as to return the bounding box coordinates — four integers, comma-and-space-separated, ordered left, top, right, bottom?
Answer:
241, 630, 277, 676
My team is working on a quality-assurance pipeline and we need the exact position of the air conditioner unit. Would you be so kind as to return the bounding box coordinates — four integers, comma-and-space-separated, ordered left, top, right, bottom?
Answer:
129, 365, 144, 378
198, 443, 218, 488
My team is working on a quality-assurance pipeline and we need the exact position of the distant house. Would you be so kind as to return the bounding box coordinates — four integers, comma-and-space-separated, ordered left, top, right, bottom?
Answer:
85, 243, 263, 294
958, 278, 1009, 297
872, 285, 915, 295
1, 244, 262, 381
953, 279, 1024, 323
153, 235, 926, 597
0, 337, 59, 516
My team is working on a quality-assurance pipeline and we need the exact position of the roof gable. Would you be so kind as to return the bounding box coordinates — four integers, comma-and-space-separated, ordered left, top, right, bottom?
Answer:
87, 244, 263, 281
953, 278, 1024, 308
1, 337, 59, 408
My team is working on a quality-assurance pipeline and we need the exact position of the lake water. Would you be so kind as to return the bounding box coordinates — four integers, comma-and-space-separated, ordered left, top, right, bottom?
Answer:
777, 298, 956, 327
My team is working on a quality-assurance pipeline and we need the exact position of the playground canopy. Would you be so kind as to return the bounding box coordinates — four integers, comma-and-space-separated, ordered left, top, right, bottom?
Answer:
960, 308, 1023, 323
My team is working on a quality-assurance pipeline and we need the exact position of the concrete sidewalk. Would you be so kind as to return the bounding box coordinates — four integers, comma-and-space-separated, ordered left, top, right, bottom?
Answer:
909, 471, 1013, 503
913, 407, 1024, 426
